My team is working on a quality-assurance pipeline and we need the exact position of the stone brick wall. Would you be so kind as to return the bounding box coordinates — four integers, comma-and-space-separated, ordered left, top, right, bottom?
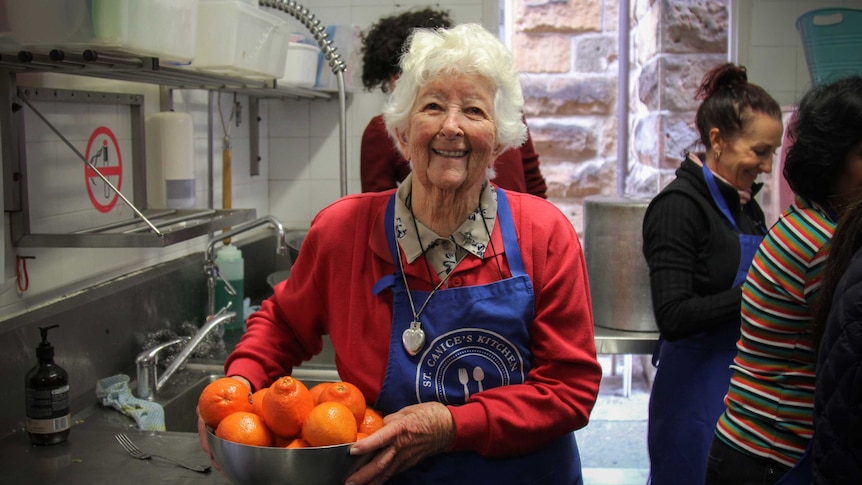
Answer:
630, 0, 728, 194
511, 0, 731, 234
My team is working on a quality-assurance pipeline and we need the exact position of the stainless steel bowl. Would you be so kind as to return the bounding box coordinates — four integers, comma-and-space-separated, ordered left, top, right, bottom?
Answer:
266, 269, 291, 289
286, 230, 307, 263
206, 427, 372, 485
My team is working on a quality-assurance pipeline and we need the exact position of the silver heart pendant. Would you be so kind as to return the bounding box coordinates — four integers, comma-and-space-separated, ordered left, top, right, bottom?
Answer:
402, 323, 426, 356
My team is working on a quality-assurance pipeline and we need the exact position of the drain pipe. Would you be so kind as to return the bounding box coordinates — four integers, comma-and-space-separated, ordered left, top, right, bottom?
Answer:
617, 0, 631, 196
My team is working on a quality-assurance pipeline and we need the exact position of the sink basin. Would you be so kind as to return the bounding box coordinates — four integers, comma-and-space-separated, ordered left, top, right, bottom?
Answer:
158, 364, 340, 432
158, 369, 223, 432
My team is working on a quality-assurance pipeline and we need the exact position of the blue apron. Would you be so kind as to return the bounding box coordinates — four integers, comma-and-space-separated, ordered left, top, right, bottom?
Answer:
372, 188, 583, 485
775, 442, 811, 485
647, 163, 765, 484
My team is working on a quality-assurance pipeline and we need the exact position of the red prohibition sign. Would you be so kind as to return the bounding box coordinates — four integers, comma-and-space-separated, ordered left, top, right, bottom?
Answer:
84, 126, 123, 213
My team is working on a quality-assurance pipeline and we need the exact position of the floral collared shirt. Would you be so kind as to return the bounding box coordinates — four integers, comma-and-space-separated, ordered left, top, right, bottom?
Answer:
394, 173, 497, 280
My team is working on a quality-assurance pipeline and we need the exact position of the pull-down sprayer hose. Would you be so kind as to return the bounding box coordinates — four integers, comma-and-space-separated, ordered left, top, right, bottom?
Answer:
259, 0, 348, 196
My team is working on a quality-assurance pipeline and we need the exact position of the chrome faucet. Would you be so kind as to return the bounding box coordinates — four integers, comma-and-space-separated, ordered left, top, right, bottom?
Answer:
204, 215, 288, 316
135, 308, 236, 400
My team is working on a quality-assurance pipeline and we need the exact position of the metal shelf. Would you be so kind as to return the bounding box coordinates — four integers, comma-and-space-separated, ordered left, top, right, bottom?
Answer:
0, 1, 346, 249
15, 209, 256, 248
0, 49, 331, 100
594, 326, 660, 355
0, 66, 266, 249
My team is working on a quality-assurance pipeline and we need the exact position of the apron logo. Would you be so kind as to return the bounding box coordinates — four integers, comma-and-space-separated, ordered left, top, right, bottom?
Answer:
414, 328, 525, 404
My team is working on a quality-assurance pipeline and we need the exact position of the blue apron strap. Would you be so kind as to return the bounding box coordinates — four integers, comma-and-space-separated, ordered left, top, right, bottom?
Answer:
495, 188, 526, 277
701, 162, 740, 232
652, 336, 663, 367
373, 194, 400, 296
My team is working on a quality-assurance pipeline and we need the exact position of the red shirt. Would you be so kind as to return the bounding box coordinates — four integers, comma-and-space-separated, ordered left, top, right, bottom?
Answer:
360, 114, 548, 198
226, 189, 600, 457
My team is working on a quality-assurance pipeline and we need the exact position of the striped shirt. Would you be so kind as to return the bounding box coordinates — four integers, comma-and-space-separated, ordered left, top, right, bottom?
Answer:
714, 195, 836, 467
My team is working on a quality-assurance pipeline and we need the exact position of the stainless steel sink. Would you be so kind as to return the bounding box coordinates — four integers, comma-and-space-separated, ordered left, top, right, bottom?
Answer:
157, 363, 340, 432
157, 368, 223, 433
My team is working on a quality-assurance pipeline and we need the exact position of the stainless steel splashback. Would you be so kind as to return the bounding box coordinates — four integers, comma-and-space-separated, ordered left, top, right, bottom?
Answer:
583, 195, 658, 333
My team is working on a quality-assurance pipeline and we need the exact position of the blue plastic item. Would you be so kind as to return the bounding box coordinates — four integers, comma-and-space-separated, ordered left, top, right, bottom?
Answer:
797, 8, 862, 86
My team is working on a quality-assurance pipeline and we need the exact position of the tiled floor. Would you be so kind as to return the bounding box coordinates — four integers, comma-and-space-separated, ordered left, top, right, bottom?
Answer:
578, 354, 653, 485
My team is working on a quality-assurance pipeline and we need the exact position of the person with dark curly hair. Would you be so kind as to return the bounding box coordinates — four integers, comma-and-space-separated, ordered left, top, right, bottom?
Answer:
705, 75, 862, 485
359, 7, 548, 198
642, 62, 783, 485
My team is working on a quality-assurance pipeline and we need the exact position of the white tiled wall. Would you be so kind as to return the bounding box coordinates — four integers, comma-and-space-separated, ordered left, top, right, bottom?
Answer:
734, 0, 862, 106
733, 0, 862, 224
0, 1, 495, 317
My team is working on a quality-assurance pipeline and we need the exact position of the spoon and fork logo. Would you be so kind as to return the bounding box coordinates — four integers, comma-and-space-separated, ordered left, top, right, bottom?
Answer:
458, 367, 485, 400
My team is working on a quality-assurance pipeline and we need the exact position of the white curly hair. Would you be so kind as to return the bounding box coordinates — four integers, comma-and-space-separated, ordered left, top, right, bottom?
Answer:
382, 23, 527, 154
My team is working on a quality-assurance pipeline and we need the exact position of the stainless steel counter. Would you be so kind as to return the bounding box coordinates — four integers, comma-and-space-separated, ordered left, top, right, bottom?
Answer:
0, 426, 230, 484
0, 325, 659, 484
593, 325, 659, 397
594, 325, 660, 355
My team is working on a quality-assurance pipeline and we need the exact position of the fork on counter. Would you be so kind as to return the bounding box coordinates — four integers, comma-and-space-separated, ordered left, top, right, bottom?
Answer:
115, 433, 211, 473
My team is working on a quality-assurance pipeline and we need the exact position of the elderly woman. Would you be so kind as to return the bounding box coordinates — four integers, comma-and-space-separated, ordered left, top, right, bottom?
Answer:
206, 23, 602, 484
642, 63, 783, 485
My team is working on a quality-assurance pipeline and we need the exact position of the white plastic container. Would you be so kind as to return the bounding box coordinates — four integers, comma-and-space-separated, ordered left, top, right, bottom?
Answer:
192, 0, 288, 79
215, 244, 245, 332
146, 112, 196, 209
5, 0, 199, 63
278, 42, 319, 88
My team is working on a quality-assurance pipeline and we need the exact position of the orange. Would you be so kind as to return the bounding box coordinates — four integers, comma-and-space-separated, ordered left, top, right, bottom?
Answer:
318, 381, 366, 425
273, 434, 295, 447
251, 388, 268, 418
309, 382, 333, 404
285, 438, 311, 449
356, 432, 369, 440
358, 407, 385, 435
301, 401, 358, 447
215, 411, 274, 447
198, 377, 254, 429
260, 376, 315, 438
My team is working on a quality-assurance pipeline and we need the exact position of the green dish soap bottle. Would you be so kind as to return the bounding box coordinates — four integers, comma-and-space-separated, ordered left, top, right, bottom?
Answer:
25, 325, 70, 445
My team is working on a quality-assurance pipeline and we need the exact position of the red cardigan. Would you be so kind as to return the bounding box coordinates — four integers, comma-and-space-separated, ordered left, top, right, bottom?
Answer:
226, 189, 600, 457
360, 114, 548, 198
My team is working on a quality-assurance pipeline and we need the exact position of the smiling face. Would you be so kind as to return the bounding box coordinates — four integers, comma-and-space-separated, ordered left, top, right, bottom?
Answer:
709, 111, 784, 191
396, 73, 501, 193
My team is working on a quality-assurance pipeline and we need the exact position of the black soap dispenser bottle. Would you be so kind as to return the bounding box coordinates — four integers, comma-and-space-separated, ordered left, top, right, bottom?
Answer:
25, 325, 70, 445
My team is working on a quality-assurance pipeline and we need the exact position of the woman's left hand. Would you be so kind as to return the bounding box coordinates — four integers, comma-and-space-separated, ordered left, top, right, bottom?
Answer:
345, 402, 455, 485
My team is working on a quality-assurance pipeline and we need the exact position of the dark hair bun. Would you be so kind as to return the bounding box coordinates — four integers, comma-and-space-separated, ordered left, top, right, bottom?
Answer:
695, 63, 748, 101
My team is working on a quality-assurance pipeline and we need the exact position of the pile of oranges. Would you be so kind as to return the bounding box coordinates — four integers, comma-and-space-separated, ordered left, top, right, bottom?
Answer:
198, 376, 385, 448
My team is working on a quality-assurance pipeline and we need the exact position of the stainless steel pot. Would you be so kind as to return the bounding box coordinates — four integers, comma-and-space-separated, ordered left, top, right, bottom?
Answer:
583, 195, 658, 332
286, 230, 306, 263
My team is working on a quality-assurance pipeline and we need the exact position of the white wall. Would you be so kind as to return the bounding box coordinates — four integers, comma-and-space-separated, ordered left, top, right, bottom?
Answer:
733, 0, 862, 107
0, 1, 497, 319
732, 0, 862, 220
